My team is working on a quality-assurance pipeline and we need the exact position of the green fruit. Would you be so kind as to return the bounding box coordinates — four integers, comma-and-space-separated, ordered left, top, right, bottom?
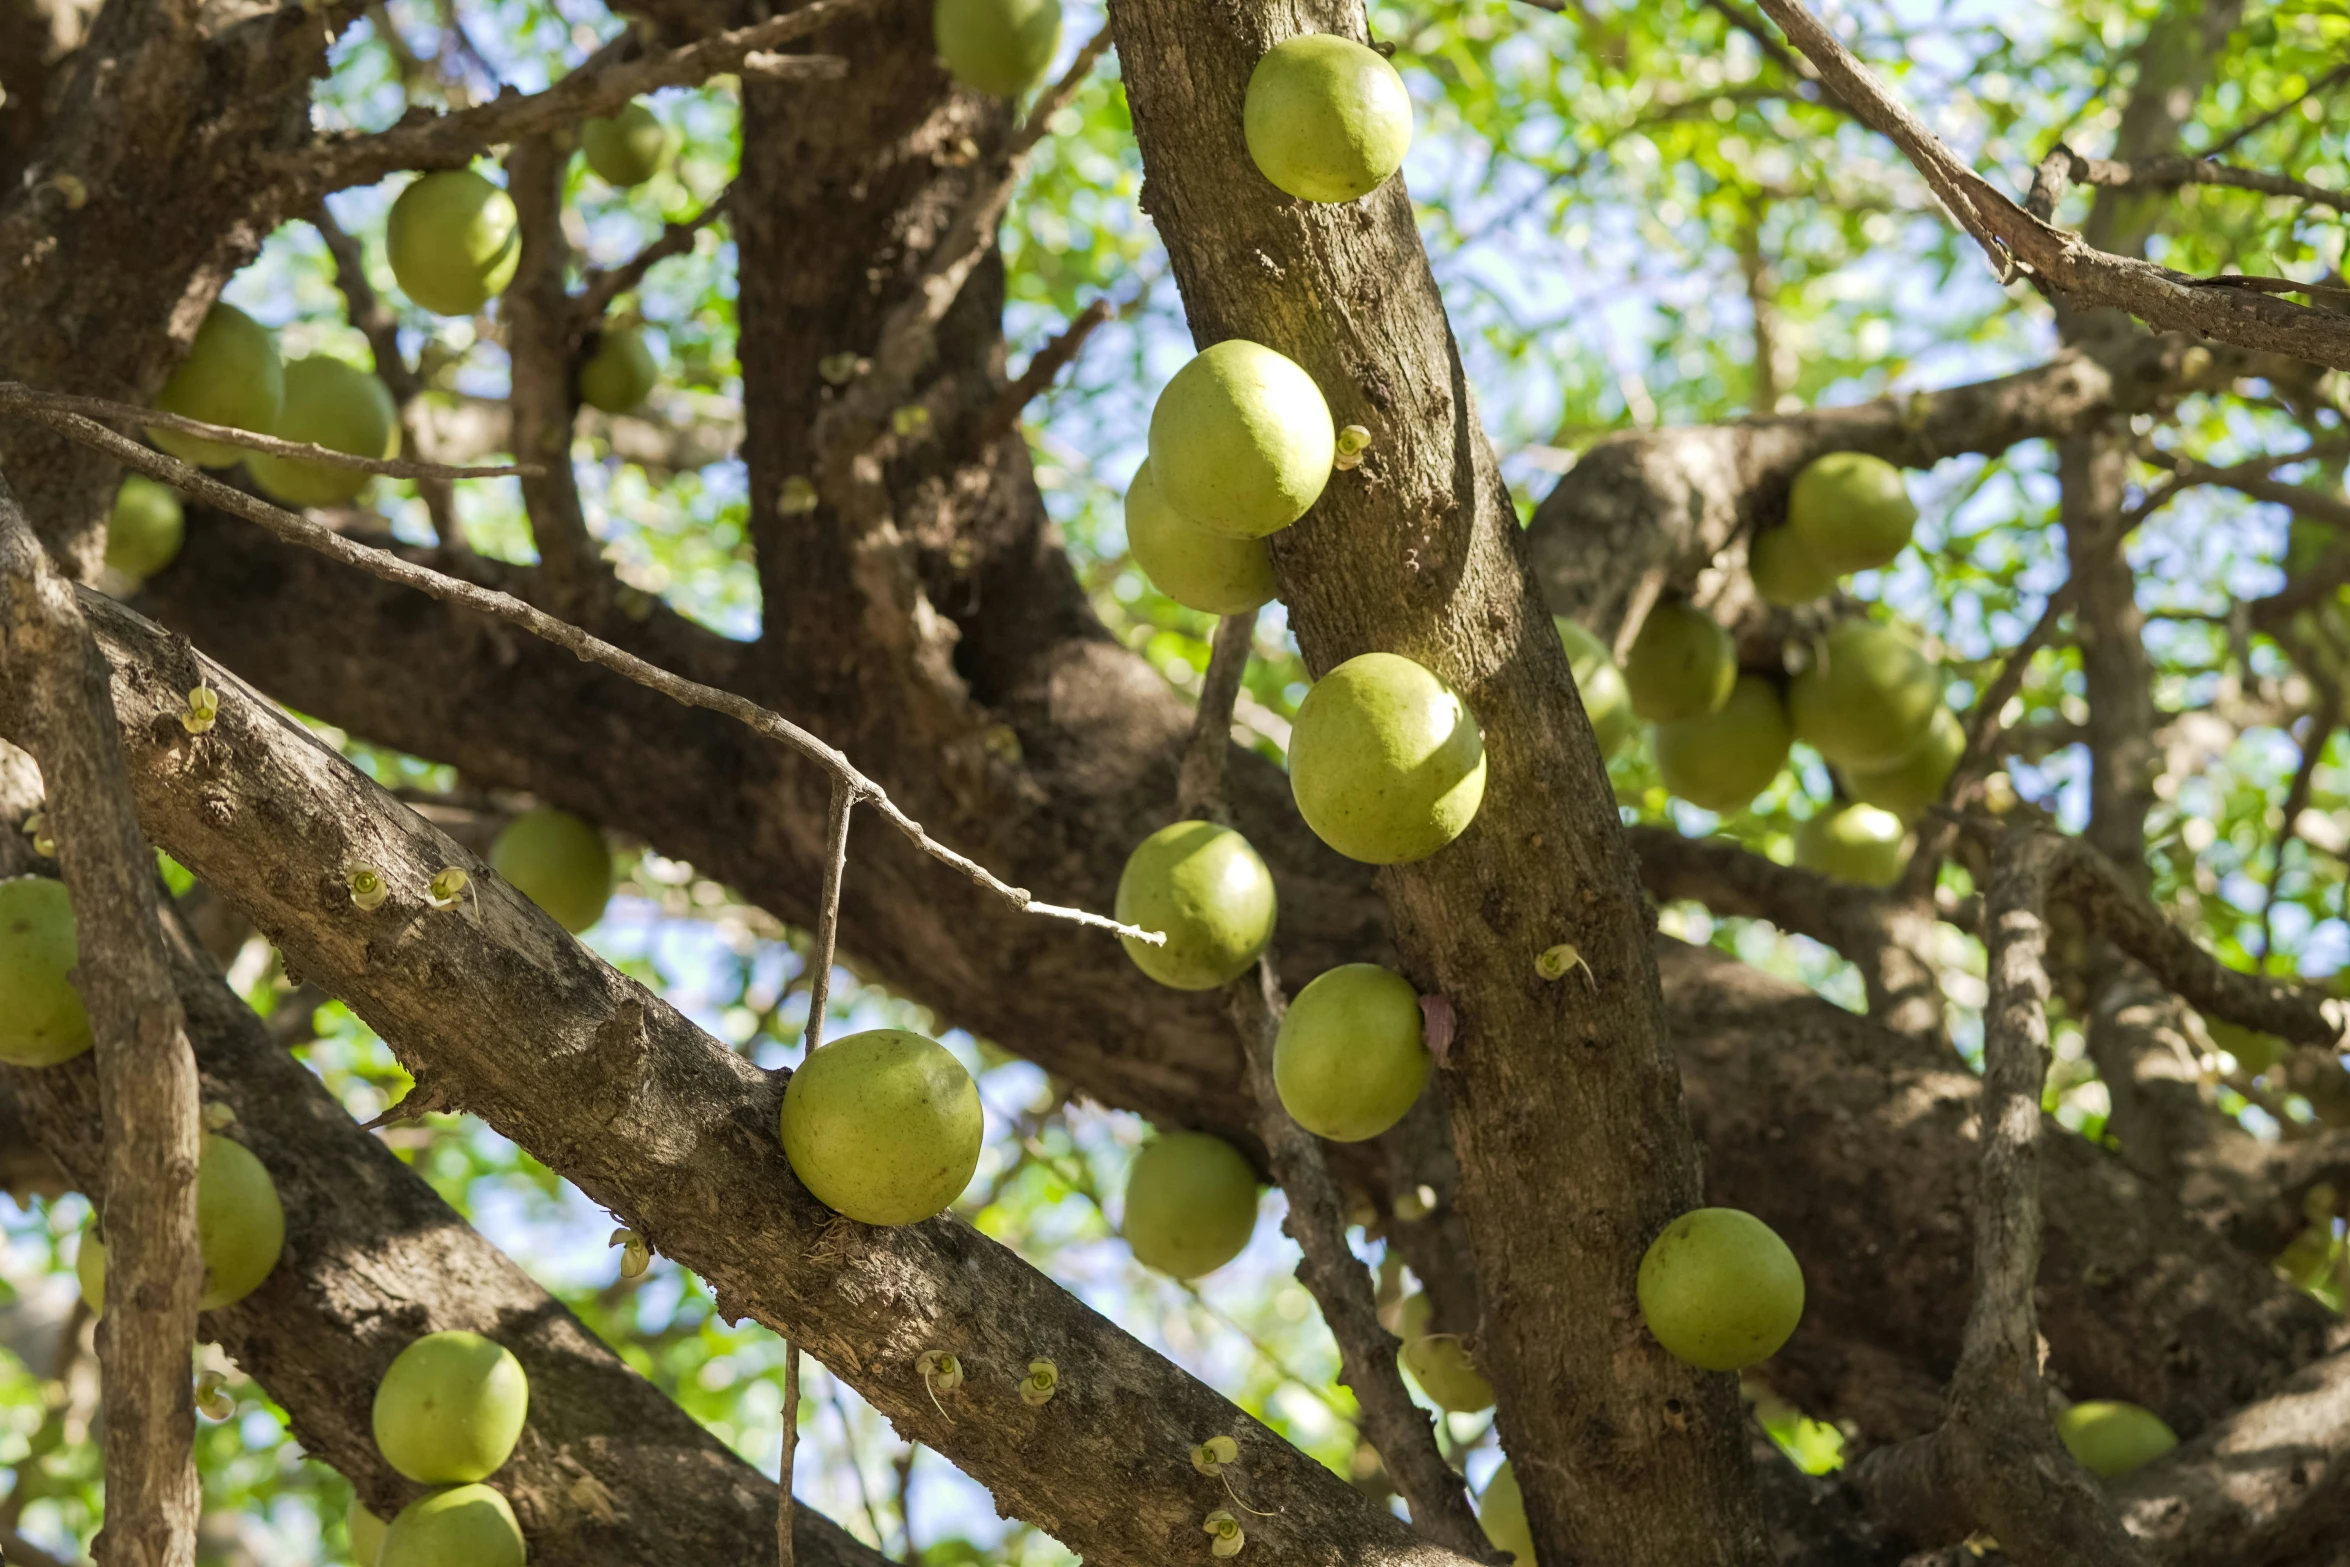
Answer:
1115, 821, 1277, 990
372, 1331, 530, 1485
1398, 1293, 1492, 1412
248, 357, 399, 508
933, 0, 1061, 96
148, 303, 284, 468
1289, 652, 1486, 865
108, 476, 186, 579
349, 1498, 390, 1567
1477, 1462, 1531, 1564
1653, 675, 1790, 815
1748, 525, 1837, 606
2056, 1400, 2178, 1480
387, 170, 521, 318
1786, 452, 1916, 573
1789, 620, 1942, 772
1125, 460, 1276, 616
379, 1485, 525, 1567
1553, 617, 1634, 758
1794, 801, 1909, 889
0, 877, 92, 1067
490, 808, 613, 935
780, 1029, 983, 1225
1147, 340, 1334, 539
579, 101, 669, 186
1121, 1131, 1259, 1278
1242, 33, 1412, 204
77, 1134, 286, 1314
1842, 705, 1963, 820
1624, 601, 1735, 723
1637, 1207, 1804, 1372
578, 327, 659, 416
1274, 964, 1427, 1142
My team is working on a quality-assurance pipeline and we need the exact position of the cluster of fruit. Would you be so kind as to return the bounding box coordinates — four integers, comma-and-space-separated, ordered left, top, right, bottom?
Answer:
346, 1331, 534, 1567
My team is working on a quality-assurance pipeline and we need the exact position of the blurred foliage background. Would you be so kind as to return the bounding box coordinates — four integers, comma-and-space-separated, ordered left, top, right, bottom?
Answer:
7, 0, 2350, 1559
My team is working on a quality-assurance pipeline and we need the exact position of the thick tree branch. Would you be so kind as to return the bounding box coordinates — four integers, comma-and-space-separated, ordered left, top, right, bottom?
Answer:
502, 134, 601, 599
0, 474, 202, 1567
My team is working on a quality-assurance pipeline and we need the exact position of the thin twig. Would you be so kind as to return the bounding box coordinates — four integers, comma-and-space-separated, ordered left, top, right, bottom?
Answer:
2040, 144, 2350, 217
801, 778, 854, 1057
969, 297, 1113, 447
2204, 63, 2350, 160
1175, 614, 1257, 822
778, 1340, 801, 1567
577, 188, 733, 323
0, 474, 204, 1566
0, 383, 529, 482
0, 396, 1163, 948
2257, 690, 2338, 973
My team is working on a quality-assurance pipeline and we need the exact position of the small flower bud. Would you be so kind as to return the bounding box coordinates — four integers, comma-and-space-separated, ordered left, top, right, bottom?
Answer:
201, 1102, 237, 1132
427, 867, 469, 909
195, 1369, 234, 1420
1018, 1357, 1058, 1407
1202, 1511, 1244, 1557
778, 476, 819, 515
1191, 1434, 1239, 1475
819, 351, 863, 385
891, 404, 933, 439
347, 864, 390, 912
1536, 942, 1593, 985
180, 684, 219, 735
916, 1349, 964, 1392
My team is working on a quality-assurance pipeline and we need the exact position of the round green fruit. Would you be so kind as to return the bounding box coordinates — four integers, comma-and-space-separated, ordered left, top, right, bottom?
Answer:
248, 357, 398, 508
1786, 451, 1916, 573
1398, 1293, 1492, 1412
579, 327, 659, 416
1289, 652, 1486, 865
349, 1498, 390, 1567
149, 303, 283, 468
1624, 601, 1736, 723
1147, 340, 1334, 539
2056, 1400, 2178, 1480
490, 808, 613, 935
1274, 964, 1427, 1142
1748, 524, 1837, 606
1841, 705, 1963, 820
372, 1331, 530, 1485
1121, 1131, 1259, 1278
933, 0, 1061, 96
1115, 821, 1277, 990
1125, 460, 1276, 616
1478, 1462, 1531, 1564
379, 1484, 525, 1567
1653, 674, 1791, 815
387, 170, 522, 318
1788, 619, 1942, 772
77, 1134, 286, 1314
1242, 33, 1412, 205
781, 1029, 983, 1225
1637, 1207, 1804, 1372
579, 101, 669, 187
0, 876, 92, 1067
1794, 801, 1909, 889
1553, 617, 1634, 758
108, 475, 185, 580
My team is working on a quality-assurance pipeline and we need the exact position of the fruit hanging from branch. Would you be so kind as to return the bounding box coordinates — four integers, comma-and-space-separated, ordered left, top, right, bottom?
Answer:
1747, 523, 1837, 607
1288, 652, 1486, 865
378, 1483, 527, 1567
579, 100, 671, 187
780, 1029, 984, 1225
489, 808, 614, 935
932, 0, 1062, 97
1476, 1461, 1531, 1564
1148, 341, 1334, 539
1786, 451, 1917, 573
248, 356, 399, 508
1793, 800, 1910, 889
1624, 599, 1736, 724
1840, 703, 1963, 820
1241, 33, 1412, 204
1788, 618, 1943, 772
0, 876, 92, 1067
1273, 963, 1429, 1141
578, 325, 660, 416
1124, 461, 1276, 616
1397, 1291, 1492, 1413
1635, 1207, 1804, 1372
1114, 821, 1278, 990
1652, 674, 1791, 815
147, 303, 284, 468
1552, 616, 1635, 758
1121, 1131, 1260, 1279
77, 1134, 286, 1313
386, 169, 522, 318
348, 1498, 390, 1567
371, 1331, 531, 1485
107, 475, 185, 580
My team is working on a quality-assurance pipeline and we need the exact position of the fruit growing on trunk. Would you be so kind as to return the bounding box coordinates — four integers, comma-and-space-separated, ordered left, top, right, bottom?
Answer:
1121, 1131, 1259, 1278
372, 1330, 531, 1484
1788, 619, 1941, 772
248, 357, 399, 508
1242, 34, 1413, 204
1624, 600, 1735, 723
107, 475, 185, 579
148, 303, 284, 468
579, 326, 659, 415
1794, 801, 1909, 888
0, 877, 91, 1067
1653, 674, 1791, 815
1477, 1462, 1531, 1564
1840, 704, 1963, 819
1288, 652, 1486, 864
1636, 1207, 1804, 1371
387, 170, 522, 317
1398, 1291, 1493, 1412
580, 101, 670, 187
378, 1485, 526, 1567
1748, 524, 1837, 606
780, 1029, 984, 1225
77, 1134, 286, 1313
349, 1498, 390, 1567
1115, 821, 1277, 989
1274, 963, 1428, 1141
490, 808, 613, 935
1552, 617, 1634, 758
1124, 460, 1276, 616
933, 0, 1062, 97
2056, 1400, 2178, 1479
1786, 451, 1916, 572
1148, 341, 1334, 539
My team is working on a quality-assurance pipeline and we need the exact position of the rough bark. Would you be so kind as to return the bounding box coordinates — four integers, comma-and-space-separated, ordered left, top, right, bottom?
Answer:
0, 476, 201, 1567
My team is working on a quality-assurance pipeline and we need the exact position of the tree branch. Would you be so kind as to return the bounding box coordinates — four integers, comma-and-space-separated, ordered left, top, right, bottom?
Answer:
969, 296, 1114, 450
0, 473, 202, 1567
575, 188, 732, 324
501, 134, 600, 599
2040, 146, 2350, 218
